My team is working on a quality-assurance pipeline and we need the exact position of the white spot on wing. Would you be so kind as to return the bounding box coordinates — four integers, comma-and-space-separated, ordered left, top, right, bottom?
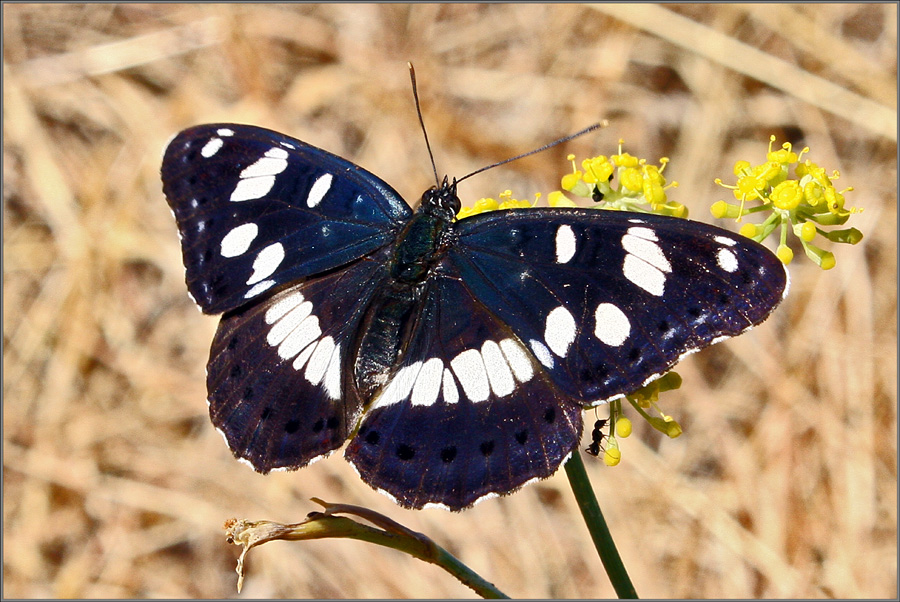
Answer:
499, 338, 533, 382
307, 173, 333, 208
240, 147, 289, 178
544, 306, 576, 358
410, 358, 444, 406
265, 291, 305, 324
622, 234, 671, 273
623, 254, 665, 296
626, 226, 658, 241
442, 369, 459, 404
247, 242, 285, 285
594, 303, 631, 346
323, 344, 342, 400
230, 147, 289, 202
230, 176, 276, 202
529, 339, 554, 368
220, 223, 259, 257
375, 362, 422, 409
481, 340, 515, 397
714, 235, 737, 247
555, 224, 576, 263
201, 137, 224, 158
716, 248, 739, 272
244, 280, 275, 298
277, 315, 320, 360
450, 349, 490, 402
267, 300, 313, 346
305, 336, 335, 385
217, 128, 235, 137
292, 340, 317, 371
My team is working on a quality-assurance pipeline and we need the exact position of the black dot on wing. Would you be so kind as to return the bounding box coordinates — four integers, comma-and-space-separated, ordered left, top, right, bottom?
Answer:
515, 430, 528, 445
627, 347, 641, 362
440, 446, 457, 463
364, 429, 380, 445
243, 386, 254, 401
284, 419, 300, 434
718, 293, 731, 306
229, 364, 242, 379
543, 407, 556, 424
312, 418, 324, 433
260, 406, 271, 420
480, 440, 495, 456
396, 444, 415, 461
227, 336, 240, 350
326, 415, 339, 430
657, 319, 670, 333
687, 307, 702, 318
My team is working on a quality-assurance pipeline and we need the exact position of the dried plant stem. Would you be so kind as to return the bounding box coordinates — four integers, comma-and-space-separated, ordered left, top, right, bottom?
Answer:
224, 500, 509, 599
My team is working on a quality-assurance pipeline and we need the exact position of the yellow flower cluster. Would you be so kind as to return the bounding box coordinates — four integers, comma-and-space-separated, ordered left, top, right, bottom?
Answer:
713, 136, 862, 269
558, 143, 686, 217
456, 189, 536, 220
455, 141, 686, 220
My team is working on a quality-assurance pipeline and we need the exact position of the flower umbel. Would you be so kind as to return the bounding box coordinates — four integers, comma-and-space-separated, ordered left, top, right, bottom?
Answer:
713, 136, 862, 270
456, 140, 685, 219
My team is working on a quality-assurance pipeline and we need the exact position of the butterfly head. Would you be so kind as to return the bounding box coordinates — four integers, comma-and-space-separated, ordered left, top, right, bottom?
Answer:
420, 175, 461, 222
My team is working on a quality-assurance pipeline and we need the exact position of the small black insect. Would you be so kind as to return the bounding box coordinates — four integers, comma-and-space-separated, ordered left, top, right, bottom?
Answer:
585, 418, 609, 457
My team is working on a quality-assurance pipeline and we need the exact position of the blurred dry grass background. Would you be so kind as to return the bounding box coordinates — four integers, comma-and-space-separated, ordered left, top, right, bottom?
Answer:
3, 3, 896, 598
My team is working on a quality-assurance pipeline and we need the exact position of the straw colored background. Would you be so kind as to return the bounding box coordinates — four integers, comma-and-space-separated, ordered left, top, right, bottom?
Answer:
4, 4, 896, 598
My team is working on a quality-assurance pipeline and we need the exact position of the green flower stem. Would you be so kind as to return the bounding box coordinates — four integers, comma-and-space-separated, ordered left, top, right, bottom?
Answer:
565, 452, 638, 599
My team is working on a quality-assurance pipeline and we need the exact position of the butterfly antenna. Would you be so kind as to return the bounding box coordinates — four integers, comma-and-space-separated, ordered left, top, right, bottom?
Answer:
456, 120, 608, 185
408, 63, 441, 188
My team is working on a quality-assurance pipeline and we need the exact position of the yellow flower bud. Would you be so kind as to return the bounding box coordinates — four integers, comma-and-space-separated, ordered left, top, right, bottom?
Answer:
739, 222, 758, 238
799, 221, 817, 242
603, 447, 621, 466
776, 244, 794, 264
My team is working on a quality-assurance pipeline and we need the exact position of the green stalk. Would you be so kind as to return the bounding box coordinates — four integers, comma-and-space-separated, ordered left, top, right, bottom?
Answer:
564, 451, 638, 599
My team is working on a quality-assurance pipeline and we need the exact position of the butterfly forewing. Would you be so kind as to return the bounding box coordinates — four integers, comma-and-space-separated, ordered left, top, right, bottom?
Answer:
161, 124, 412, 314
452, 209, 788, 404
345, 264, 582, 510
207, 249, 391, 472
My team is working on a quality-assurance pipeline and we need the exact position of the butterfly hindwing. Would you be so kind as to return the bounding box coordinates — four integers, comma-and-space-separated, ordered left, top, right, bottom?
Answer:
161, 124, 412, 314
345, 262, 582, 510
207, 250, 391, 472
452, 209, 788, 404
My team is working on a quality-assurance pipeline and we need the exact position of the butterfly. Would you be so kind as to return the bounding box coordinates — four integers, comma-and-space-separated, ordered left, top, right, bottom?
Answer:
161, 123, 788, 511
